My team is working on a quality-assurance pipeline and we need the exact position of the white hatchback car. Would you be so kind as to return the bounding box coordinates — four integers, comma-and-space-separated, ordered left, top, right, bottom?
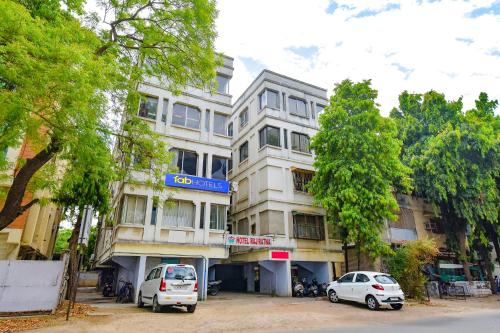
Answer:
138, 264, 198, 313
326, 271, 404, 310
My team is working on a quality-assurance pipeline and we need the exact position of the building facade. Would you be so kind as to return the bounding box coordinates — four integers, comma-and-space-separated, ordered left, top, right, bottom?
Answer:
0, 141, 62, 260
94, 56, 234, 300
219, 70, 344, 296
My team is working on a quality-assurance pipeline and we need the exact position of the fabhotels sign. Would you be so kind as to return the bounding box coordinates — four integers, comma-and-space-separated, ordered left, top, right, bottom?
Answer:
165, 174, 230, 194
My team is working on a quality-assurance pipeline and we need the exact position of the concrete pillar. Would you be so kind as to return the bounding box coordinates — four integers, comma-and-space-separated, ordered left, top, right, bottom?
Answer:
195, 257, 208, 301
203, 203, 211, 244
134, 256, 146, 301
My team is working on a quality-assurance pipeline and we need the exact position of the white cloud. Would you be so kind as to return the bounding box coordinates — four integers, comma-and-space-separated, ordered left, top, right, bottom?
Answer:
215, 0, 500, 114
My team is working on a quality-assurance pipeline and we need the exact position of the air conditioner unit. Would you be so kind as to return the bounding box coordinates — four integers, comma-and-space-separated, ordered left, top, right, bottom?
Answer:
231, 181, 238, 192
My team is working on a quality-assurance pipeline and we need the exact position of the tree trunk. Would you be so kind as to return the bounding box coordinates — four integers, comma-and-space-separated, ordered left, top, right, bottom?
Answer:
0, 138, 61, 231
484, 220, 500, 266
343, 241, 349, 274
478, 243, 496, 294
457, 228, 473, 282
66, 208, 83, 300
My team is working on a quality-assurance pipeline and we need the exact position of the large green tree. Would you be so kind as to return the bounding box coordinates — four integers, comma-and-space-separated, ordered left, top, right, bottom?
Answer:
308, 80, 411, 262
0, 0, 219, 230
391, 91, 499, 282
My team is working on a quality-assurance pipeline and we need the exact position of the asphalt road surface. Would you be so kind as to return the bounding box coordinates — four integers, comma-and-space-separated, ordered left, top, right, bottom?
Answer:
311, 311, 500, 333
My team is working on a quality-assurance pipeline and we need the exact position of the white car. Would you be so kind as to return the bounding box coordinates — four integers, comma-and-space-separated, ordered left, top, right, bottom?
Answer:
138, 264, 198, 313
326, 271, 404, 310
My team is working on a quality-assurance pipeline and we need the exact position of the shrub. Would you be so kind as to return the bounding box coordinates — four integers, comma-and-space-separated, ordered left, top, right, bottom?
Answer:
386, 239, 439, 300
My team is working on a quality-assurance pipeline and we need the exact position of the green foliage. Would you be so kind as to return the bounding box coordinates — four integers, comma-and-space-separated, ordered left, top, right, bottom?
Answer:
54, 228, 72, 254
391, 91, 499, 259
308, 80, 412, 257
386, 240, 439, 300
0, 0, 219, 228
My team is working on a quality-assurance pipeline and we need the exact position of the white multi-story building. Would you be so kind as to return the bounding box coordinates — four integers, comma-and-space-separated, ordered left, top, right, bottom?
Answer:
94, 56, 234, 300
216, 70, 344, 296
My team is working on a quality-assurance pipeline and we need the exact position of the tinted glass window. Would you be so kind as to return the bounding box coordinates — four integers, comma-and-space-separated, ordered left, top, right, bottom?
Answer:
212, 156, 227, 180
355, 273, 370, 283
173, 149, 197, 176
289, 97, 307, 118
228, 122, 233, 137
239, 141, 249, 162
338, 273, 355, 283
172, 103, 201, 129
154, 268, 162, 279
316, 104, 325, 116
214, 113, 228, 135
216, 75, 229, 94
374, 275, 397, 284
165, 266, 196, 280
259, 126, 280, 148
138, 96, 158, 120
146, 269, 156, 281
291, 132, 310, 153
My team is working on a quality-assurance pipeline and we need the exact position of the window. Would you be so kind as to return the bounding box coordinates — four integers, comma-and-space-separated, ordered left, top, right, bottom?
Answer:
316, 104, 325, 116
228, 153, 233, 172
283, 129, 288, 149
282, 92, 286, 111
214, 113, 228, 135
291, 132, 310, 153
259, 89, 279, 109
138, 96, 158, 120
200, 202, 205, 229
292, 169, 313, 192
210, 204, 226, 230
162, 200, 195, 228
310, 102, 315, 119
355, 273, 370, 283
293, 214, 324, 240
239, 108, 248, 128
146, 269, 156, 281
154, 268, 162, 279
288, 96, 307, 118
338, 273, 355, 283
239, 141, 249, 162
202, 153, 208, 177
216, 74, 230, 94
259, 126, 280, 148
172, 103, 201, 129
205, 110, 210, 131
122, 195, 147, 225
171, 149, 198, 175
161, 99, 168, 123
228, 122, 233, 137
165, 266, 196, 280
374, 275, 397, 284
151, 200, 158, 225
212, 156, 228, 180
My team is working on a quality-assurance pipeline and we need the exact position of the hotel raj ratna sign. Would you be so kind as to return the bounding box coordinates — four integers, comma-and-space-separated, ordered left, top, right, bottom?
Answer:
226, 235, 273, 247
165, 174, 230, 193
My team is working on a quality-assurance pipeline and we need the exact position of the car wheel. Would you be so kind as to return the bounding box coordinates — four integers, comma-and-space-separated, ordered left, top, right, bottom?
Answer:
390, 303, 403, 310
366, 295, 379, 311
328, 290, 339, 303
187, 304, 197, 313
137, 292, 144, 308
152, 295, 162, 313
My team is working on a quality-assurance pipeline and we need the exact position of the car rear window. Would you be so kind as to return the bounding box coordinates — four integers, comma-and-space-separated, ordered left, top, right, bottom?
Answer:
165, 266, 196, 280
374, 275, 397, 284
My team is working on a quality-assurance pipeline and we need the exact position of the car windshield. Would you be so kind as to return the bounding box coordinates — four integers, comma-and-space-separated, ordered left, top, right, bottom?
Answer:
374, 275, 397, 284
165, 266, 196, 280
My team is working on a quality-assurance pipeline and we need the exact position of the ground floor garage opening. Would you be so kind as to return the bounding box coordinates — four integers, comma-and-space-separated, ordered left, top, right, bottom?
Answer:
291, 261, 331, 286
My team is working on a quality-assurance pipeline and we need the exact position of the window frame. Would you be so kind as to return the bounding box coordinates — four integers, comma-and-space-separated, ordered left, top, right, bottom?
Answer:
239, 108, 249, 128
259, 89, 280, 110
138, 95, 158, 120
215, 74, 230, 94
211, 155, 228, 180
291, 132, 311, 153
172, 102, 201, 130
162, 200, 196, 229
171, 148, 198, 176
213, 112, 228, 136
121, 195, 147, 225
292, 169, 313, 192
288, 96, 308, 118
292, 214, 325, 240
259, 125, 281, 148
239, 141, 249, 163
210, 204, 227, 230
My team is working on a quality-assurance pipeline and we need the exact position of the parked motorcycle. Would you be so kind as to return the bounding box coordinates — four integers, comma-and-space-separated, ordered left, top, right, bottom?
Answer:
304, 278, 319, 297
102, 280, 113, 297
116, 280, 133, 303
208, 280, 222, 296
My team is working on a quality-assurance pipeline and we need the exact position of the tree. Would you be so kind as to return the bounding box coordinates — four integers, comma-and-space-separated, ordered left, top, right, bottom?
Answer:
0, 0, 220, 231
391, 91, 499, 282
308, 80, 412, 263
54, 228, 72, 254
386, 239, 439, 301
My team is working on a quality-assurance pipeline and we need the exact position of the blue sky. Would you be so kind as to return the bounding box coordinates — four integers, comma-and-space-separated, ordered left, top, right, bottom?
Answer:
215, 0, 500, 114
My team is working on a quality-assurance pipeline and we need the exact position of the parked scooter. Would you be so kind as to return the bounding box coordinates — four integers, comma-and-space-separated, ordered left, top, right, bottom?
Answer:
293, 280, 305, 297
312, 278, 328, 296
102, 279, 113, 297
116, 280, 133, 303
208, 280, 222, 296
304, 278, 319, 297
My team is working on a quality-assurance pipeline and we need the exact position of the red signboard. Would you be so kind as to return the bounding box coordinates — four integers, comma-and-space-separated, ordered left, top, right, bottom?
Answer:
270, 251, 289, 260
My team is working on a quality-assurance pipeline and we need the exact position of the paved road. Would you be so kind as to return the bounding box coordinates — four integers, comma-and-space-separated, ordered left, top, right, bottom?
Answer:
311, 311, 500, 333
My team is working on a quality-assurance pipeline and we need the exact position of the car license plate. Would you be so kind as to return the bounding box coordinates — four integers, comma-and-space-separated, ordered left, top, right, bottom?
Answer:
390, 297, 399, 301
175, 285, 187, 290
